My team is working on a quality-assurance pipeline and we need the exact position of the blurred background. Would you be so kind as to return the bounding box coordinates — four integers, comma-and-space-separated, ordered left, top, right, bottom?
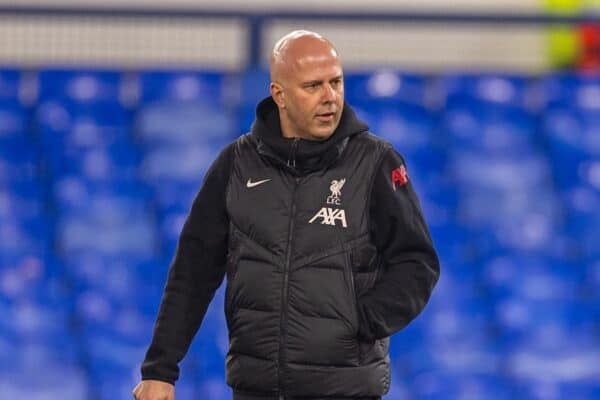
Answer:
0, 0, 599, 399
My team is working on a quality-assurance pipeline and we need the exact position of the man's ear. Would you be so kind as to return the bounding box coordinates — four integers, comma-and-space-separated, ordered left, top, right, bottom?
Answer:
270, 82, 285, 109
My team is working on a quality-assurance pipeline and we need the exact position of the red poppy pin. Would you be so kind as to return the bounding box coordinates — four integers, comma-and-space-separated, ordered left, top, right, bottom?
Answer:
391, 165, 409, 190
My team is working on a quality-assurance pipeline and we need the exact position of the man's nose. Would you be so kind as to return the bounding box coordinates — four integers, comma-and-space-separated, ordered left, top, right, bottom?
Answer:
322, 83, 337, 102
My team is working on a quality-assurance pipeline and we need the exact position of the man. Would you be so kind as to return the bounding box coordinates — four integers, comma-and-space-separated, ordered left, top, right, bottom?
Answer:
133, 30, 439, 400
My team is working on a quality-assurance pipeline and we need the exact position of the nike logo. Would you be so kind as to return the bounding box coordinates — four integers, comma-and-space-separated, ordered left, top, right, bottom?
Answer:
246, 178, 271, 188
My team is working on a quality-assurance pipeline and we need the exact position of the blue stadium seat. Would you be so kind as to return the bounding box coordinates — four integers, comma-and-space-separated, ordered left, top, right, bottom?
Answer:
95, 375, 146, 400
354, 102, 442, 169
52, 177, 150, 216
482, 254, 583, 293
0, 100, 27, 140
575, 159, 600, 194
577, 223, 600, 260
135, 101, 236, 147
450, 152, 559, 246
37, 69, 122, 105
54, 184, 150, 221
451, 150, 552, 193
494, 297, 587, 344
0, 179, 41, 197
77, 300, 155, 345
84, 330, 148, 366
443, 100, 536, 157
0, 219, 47, 260
507, 329, 600, 398
238, 68, 270, 132
561, 186, 600, 259
197, 378, 231, 400
0, 69, 20, 100
50, 144, 140, 183
0, 137, 39, 183
542, 108, 600, 188
414, 187, 456, 231
514, 382, 600, 400
410, 372, 515, 400
0, 187, 43, 226
139, 144, 219, 185
541, 74, 600, 195
428, 223, 471, 267
441, 73, 532, 110
158, 209, 187, 256
0, 303, 76, 362
63, 249, 167, 290
415, 296, 495, 351
86, 333, 197, 399
150, 179, 200, 216
457, 190, 558, 236
56, 213, 157, 257
36, 103, 136, 185
345, 70, 430, 108
0, 365, 89, 400
139, 70, 234, 106
584, 260, 600, 299
68, 254, 141, 296
70, 260, 162, 312
36, 100, 132, 152
542, 109, 586, 176
239, 67, 270, 106
542, 72, 600, 110
238, 103, 259, 134
0, 252, 68, 304
451, 150, 553, 192
563, 185, 600, 221
567, 78, 600, 116
73, 288, 115, 329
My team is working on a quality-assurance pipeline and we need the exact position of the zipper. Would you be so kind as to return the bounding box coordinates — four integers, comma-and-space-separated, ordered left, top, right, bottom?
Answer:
286, 138, 300, 169
278, 177, 299, 399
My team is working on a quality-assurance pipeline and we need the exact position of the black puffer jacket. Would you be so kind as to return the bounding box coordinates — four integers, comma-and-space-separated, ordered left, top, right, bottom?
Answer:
141, 97, 440, 399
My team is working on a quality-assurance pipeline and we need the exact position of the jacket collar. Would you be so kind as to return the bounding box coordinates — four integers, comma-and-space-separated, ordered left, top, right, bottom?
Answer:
250, 97, 369, 174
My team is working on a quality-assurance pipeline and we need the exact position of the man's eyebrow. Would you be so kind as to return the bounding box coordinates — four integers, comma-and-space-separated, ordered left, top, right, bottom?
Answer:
302, 79, 323, 86
302, 76, 343, 86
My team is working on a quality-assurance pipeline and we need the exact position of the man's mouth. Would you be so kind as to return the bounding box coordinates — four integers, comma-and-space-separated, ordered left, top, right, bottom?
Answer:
316, 112, 335, 122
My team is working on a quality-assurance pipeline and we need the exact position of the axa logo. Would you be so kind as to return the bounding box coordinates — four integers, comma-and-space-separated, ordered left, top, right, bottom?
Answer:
309, 178, 348, 228
308, 207, 348, 228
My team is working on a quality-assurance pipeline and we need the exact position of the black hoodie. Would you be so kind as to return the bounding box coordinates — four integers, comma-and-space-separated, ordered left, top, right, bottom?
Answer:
140, 97, 440, 385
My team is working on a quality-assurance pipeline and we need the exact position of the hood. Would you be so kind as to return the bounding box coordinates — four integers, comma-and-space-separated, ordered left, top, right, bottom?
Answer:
250, 96, 369, 174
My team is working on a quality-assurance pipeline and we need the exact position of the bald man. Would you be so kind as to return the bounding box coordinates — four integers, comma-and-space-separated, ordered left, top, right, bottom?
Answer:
134, 30, 439, 400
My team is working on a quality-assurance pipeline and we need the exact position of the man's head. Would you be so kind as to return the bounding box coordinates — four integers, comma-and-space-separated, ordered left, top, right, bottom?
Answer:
270, 30, 344, 141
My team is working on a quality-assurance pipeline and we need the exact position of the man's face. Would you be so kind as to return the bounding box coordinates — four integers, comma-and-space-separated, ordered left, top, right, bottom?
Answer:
274, 52, 344, 141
